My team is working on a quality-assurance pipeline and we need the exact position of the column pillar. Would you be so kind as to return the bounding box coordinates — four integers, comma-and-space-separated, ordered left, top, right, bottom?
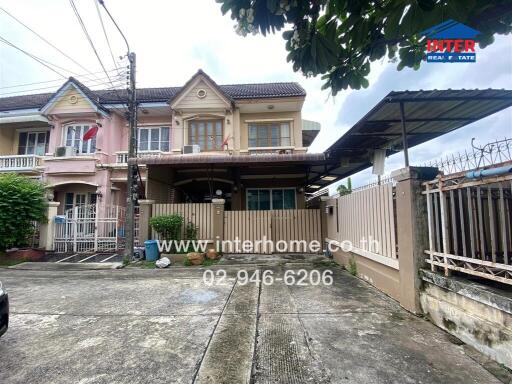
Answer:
392, 166, 438, 313
138, 199, 154, 244
211, 199, 225, 250
40, 201, 60, 250
319, 196, 330, 250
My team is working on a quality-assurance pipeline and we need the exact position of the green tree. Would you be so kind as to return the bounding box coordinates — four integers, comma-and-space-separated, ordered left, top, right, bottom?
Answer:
217, 0, 511, 94
0, 174, 47, 250
336, 177, 352, 195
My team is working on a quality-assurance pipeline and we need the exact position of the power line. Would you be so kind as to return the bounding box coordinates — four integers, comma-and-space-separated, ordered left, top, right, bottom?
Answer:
68, 0, 115, 88
0, 68, 124, 90
0, 33, 123, 84
0, 36, 67, 78
69, 0, 128, 117
0, 6, 102, 83
0, 75, 126, 96
93, 0, 118, 71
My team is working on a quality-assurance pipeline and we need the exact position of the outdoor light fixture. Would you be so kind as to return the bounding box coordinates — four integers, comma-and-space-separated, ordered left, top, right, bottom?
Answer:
215, 189, 222, 196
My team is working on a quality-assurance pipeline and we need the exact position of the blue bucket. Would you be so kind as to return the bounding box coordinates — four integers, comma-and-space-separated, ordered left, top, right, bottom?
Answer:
144, 240, 159, 261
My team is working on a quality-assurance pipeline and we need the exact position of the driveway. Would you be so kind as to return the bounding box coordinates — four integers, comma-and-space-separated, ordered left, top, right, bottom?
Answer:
0, 256, 503, 384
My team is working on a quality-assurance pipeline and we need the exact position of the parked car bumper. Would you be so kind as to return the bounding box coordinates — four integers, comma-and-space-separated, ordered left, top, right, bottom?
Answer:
0, 292, 8, 337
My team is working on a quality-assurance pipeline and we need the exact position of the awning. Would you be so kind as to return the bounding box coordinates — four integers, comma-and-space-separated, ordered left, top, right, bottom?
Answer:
306, 89, 512, 192
133, 153, 325, 167
0, 114, 49, 124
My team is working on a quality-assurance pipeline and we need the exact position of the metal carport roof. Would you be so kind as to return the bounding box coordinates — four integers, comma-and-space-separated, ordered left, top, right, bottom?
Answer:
305, 89, 512, 192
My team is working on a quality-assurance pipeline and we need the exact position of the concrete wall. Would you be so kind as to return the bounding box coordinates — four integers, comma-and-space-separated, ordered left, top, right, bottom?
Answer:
420, 270, 512, 369
332, 248, 401, 301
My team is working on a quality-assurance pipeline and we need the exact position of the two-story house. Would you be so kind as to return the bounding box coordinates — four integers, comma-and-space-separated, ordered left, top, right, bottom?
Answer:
0, 70, 321, 214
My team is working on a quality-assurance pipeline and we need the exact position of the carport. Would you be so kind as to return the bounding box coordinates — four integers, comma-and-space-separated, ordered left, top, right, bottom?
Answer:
305, 89, 512, 192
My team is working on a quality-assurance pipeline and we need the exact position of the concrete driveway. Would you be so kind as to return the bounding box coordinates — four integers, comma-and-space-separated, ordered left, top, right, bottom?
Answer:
0, 256, 503, 384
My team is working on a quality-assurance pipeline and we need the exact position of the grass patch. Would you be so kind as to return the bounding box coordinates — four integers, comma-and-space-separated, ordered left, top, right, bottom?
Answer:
347, 256, 358, 276
202, 258, 219, 267
183, 256, 192, 266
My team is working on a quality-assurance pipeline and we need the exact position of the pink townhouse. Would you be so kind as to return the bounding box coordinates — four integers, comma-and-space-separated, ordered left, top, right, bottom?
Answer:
0, 70, 320, 214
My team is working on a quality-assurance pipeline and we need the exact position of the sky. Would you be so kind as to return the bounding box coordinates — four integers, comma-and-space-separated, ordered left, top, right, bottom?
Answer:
0, 0, 511, 189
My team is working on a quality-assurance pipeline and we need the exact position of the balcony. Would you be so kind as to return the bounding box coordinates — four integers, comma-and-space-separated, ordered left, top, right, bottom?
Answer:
116, 151, 166, 164
0, 155, 43, 172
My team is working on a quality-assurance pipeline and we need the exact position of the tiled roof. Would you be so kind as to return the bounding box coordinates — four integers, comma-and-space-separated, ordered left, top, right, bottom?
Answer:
0, 79, 306, 112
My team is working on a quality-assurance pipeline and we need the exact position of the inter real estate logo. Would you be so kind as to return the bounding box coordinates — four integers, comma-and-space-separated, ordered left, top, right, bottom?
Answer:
422, 19, 481, 63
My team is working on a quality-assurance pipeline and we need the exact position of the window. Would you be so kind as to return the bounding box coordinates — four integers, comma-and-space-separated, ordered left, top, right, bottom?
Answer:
246, 188, 296, 210
18, 131, 49, 155
248, 122, 291, 148
138, 126, 170, 152
188, 120, 223, 151
65, 125, 96, 154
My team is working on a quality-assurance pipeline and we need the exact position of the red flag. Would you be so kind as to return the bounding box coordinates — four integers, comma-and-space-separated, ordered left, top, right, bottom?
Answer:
83, 126, 98, 141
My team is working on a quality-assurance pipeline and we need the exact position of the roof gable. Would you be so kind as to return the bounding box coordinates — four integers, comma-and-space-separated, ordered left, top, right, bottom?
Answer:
170, 70, 233, 109
40, 77, 110, 115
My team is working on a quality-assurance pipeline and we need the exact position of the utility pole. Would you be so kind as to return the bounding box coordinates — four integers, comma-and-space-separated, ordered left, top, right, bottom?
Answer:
125, 52, 137, 262
97, 0, 136, 262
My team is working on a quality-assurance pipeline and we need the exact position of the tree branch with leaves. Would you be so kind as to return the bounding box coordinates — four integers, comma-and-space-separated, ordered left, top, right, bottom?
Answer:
217, 0, 512, 95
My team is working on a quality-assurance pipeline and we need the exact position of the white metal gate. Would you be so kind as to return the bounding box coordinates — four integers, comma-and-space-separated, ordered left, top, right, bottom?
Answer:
54, 204, 127, 253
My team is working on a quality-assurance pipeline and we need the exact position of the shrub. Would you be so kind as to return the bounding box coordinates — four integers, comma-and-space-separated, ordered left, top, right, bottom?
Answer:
0, 174, 47, 250
149, 214, 184, 240
184, 221, 198, 240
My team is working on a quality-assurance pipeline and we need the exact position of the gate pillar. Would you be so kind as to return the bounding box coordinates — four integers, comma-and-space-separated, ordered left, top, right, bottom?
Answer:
40, 201, 60, 251
392, 166, 437, 314
138, 200, 155, 244
211, 199, 225, 250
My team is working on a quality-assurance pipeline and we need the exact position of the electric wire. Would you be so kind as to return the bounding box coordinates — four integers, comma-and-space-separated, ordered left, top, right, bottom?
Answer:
69, 0, 128, 113
93, 0, 119, 71
68, 0, 115, 87
0, 36, 67, 78
0, 68, 125, 90
0, 6, 102, 83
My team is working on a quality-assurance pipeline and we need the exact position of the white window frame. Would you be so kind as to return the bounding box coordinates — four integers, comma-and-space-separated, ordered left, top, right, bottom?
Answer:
17, 129, 50, 156
63, 124, 96, 154
245, 188, 297, 210
138, 126, 170, 152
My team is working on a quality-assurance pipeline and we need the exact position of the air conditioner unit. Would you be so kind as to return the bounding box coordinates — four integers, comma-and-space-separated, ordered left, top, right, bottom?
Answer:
182, 145, 200, 154
55, 146, 76, 157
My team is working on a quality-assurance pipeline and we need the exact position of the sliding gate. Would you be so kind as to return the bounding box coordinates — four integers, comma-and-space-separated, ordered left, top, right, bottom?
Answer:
223, 209, 322, 253
54, 204, 128, 253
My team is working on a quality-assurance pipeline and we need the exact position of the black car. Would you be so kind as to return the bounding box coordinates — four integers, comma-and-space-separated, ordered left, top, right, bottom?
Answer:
0, 281, 8, 337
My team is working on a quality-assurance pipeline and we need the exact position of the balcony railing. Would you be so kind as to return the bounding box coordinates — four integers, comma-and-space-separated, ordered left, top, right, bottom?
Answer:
0, 155, 43, 171
115, 151, 166, 164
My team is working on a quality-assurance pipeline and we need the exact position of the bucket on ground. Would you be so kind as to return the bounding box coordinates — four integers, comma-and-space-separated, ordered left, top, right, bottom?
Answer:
144, 240, 159, 261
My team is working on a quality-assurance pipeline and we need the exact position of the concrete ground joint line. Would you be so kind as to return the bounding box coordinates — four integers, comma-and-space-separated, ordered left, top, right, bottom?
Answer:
191, 276, 239, 384
250, 266, 263, 384
286, 279, 332, 382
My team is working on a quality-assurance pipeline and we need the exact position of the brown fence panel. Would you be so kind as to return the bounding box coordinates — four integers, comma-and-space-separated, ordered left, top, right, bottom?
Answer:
223, 209, 321, 253
151, 203, 213, 240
